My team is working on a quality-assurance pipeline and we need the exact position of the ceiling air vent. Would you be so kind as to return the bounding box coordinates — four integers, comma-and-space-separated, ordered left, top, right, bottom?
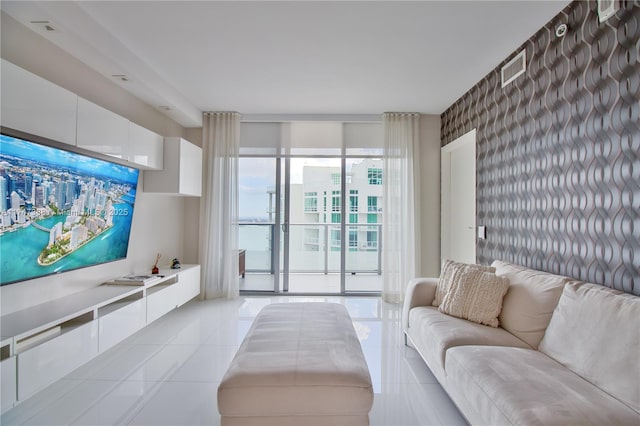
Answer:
597, 0, 617, 23
30, 20, 56, 32
501, 50, 526, 88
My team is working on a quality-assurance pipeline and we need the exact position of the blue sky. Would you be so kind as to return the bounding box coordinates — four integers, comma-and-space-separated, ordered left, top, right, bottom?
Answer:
0, 134, 139, 185
239, 158, 275, 219
238, 157, 344, 220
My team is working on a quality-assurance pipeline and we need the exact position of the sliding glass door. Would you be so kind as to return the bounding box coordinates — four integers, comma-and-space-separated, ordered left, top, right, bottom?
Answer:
238, 121, 383, 294
238, 157, 279, 291
345, 158, 383, 292
285, 157, 342, 293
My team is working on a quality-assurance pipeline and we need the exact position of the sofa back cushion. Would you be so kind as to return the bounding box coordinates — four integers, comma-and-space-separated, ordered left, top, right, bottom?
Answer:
493, 260, 569, 348
433, 260, 495, 307
539, 283, 640, 414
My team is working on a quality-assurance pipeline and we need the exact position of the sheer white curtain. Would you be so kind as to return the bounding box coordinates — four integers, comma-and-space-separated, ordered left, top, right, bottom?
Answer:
382, 112, 421, 303
199, 112, 240, 299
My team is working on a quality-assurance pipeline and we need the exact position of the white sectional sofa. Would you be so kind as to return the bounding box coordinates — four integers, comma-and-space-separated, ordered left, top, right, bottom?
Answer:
402, 260, 640, 425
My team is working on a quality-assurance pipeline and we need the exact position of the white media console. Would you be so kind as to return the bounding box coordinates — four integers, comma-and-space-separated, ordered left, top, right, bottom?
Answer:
0, 264, 200, 413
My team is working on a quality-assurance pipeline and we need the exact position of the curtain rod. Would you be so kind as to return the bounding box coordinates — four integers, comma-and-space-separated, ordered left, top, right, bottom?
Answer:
240, 114, 382, 122
203, 111, 240, 115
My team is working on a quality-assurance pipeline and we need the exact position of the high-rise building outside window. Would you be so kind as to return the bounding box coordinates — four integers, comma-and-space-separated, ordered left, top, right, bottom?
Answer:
332, 191, 340, 212
331, 229, 341, 251
350, 190, 358, 212
367, 168, 382, 185
366, 230, 377, 250
349, 229, 358, 249
304, 192, 317, 212
367, 196, 378, 212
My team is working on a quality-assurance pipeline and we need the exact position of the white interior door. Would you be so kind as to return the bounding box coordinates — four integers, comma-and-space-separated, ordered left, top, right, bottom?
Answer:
441, 129, 476, 264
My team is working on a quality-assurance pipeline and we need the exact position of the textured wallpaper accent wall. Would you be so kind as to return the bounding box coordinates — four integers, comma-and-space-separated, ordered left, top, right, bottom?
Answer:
440, 0, 639, 295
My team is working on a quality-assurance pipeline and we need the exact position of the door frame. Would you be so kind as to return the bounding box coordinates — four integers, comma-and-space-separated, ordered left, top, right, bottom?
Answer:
441, 128, 476, 264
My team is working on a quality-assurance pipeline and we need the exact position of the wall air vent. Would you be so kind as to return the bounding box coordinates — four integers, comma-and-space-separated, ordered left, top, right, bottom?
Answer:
597, 0, 617, 23
501, 50, 526, 88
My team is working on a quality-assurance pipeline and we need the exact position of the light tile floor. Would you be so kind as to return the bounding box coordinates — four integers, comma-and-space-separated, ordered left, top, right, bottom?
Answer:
1, 296, 468, 426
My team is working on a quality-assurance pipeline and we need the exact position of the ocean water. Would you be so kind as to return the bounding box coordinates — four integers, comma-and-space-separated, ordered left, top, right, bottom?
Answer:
239, 224, 273, 251
0, 201, 135, 285
239, 224, 273, 270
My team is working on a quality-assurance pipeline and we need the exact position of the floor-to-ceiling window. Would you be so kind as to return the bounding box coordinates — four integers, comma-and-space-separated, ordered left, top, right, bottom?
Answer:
345, 158, 383, 292
238, 157, 277, 291
238, 120, 383, 294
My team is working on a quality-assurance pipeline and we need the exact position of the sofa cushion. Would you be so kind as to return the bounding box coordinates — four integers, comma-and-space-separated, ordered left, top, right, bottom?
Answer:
539, 283, 640, 414
433, 260, 495, 307
439, 267, 510, 327
407, 306, 529, 382
493, 260, 569, 348
445, 345, 640, 426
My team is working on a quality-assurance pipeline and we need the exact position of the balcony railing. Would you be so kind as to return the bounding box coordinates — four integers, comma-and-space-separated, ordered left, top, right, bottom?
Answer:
239, 222, 382, 275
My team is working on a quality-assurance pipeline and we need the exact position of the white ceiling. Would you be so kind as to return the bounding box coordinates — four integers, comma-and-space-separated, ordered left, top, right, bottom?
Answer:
1, 1, 571, 128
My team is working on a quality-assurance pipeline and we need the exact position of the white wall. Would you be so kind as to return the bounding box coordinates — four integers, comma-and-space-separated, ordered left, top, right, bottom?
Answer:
418, 115, 441, 277
0, 13, 191, 314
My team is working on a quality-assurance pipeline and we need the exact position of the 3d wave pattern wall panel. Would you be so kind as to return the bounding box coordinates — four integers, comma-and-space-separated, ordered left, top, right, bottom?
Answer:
440, 0, 639, 295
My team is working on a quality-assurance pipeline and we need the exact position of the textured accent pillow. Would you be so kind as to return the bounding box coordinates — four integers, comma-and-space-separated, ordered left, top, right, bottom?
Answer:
439, 266, 510, 327
433, 260, 496, 307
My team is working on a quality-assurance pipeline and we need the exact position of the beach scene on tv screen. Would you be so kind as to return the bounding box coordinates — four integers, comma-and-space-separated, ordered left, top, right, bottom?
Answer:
0, 134, 140, 285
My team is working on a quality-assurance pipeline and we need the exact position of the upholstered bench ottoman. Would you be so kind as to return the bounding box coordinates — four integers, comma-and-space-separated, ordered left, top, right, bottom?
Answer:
217, 302, 374, 425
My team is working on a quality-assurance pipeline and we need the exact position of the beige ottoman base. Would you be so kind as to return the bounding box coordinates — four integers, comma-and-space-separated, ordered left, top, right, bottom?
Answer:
217, 303, 373, 425
222, 414, 369, 426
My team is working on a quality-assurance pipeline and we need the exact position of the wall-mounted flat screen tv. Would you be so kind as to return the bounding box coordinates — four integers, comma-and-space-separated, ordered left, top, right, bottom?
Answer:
0, 131, 140, 285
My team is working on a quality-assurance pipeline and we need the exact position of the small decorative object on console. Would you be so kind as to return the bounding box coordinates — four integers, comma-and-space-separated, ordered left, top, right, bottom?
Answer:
171, 258, 181, 269
106, 274, 156, 286
152, 253, 161, 274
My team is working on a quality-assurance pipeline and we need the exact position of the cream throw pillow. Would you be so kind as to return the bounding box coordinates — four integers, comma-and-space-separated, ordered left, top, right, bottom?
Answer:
439, 266, 510, 327
433, 260, 496, 307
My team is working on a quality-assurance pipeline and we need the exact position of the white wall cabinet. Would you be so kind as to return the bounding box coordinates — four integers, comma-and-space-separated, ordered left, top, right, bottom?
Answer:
2, 60, 165, 171
67, 98, 164, 170
144, 137, 202, 196
0, 59, 77, 146
76, 97, 130, 159
128, 122, 164, 170
0, 265, 200, 412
